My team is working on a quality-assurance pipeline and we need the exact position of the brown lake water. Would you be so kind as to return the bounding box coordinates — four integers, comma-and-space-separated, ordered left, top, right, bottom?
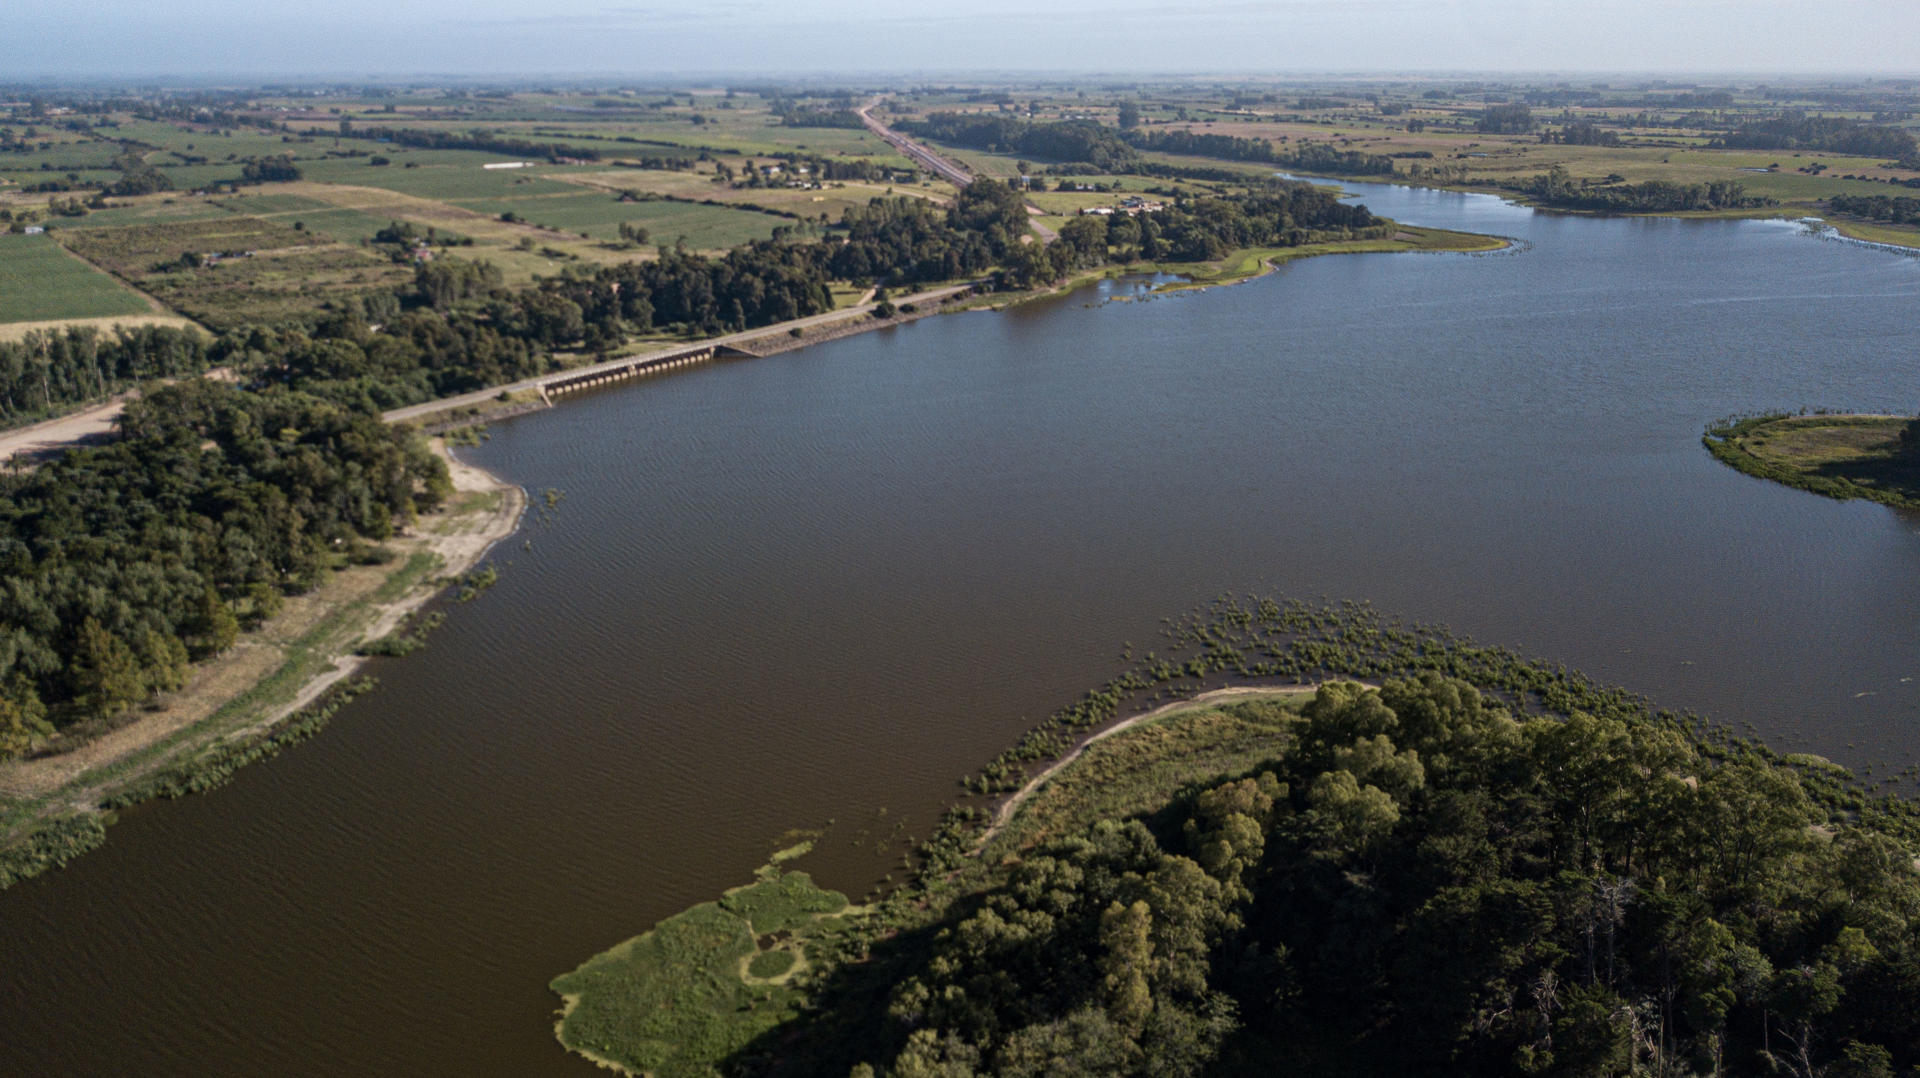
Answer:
2, 180, 1919, 1075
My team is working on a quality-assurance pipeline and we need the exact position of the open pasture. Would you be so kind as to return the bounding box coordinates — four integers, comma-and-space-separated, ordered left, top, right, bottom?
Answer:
0, 234, 154, 324
297, 156, 582, 200
49, 199, 237, 231
452, 190, 787, 248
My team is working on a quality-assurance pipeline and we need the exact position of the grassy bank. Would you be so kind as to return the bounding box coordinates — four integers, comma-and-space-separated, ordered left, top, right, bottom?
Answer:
550, 845, 866, 1076
1151, 223, 1508, 291
0, 443, 525, 891
1825, 218, 1920, 251
1704, 412, 1920, 509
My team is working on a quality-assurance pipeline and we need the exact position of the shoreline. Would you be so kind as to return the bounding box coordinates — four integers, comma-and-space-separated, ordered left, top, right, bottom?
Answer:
0, 438, 526, 886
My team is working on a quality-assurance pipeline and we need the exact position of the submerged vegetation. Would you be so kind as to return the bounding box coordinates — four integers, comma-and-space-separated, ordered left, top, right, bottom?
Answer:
1704, 413, 1920, 510
555, 599, 1920, 1078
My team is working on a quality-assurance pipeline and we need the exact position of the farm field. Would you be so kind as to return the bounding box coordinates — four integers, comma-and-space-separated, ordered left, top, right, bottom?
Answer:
57, 216, 409, 329
451, 190, 788, 247
50, 199, 237, 230
0, 234, 155, 324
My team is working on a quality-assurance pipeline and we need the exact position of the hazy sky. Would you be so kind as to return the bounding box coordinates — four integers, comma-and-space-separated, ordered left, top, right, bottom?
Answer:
17, 0, 1920, 78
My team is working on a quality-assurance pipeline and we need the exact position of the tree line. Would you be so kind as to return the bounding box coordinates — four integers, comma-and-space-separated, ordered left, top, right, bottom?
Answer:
336, 126, 604, 162
1518, 167, 1773, 213
1123, 129, 1396, 176
1828, 194, 1920, 227
0, 324, 213, 427
1714, 113, 1919, 164
900, 114, 1398, 179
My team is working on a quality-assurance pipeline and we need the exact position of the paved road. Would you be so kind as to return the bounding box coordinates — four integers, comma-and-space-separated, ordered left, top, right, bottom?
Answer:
382, 282, 975, 424
858, 102, 975, 188
859, 101, 1058, 244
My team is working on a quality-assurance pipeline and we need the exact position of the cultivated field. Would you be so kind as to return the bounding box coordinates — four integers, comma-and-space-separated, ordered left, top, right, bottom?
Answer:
0, 234, 155, 324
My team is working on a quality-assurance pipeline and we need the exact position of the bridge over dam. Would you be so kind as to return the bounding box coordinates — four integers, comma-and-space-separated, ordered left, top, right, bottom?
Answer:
381, 281, 976, 431
541, 341, 756, 397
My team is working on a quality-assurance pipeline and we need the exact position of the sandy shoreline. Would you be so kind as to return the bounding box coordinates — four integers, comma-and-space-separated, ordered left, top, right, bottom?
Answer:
0, 439, 525, 840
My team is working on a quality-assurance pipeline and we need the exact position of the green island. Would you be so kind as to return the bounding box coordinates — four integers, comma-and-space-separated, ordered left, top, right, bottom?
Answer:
1704, 413, 1920, 510
552, 599, 1920, 1077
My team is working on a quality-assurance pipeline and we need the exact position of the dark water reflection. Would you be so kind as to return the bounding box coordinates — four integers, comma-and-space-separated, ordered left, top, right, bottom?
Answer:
2, 181, 1918, 1075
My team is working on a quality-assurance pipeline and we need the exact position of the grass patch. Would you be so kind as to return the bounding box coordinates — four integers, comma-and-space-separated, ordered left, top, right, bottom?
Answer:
987, 695, 1306, 857
746, 949, 795, 979
453, 192, 785, 248
1704, 413, 1920, 509
550, 855, 861, 1077
1826, 217, 1920, 250
0, 233, 154, 323
1150, 222, 1507, 291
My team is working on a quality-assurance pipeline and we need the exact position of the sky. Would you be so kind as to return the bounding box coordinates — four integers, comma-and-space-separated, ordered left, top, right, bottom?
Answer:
15, 0, 1920, 79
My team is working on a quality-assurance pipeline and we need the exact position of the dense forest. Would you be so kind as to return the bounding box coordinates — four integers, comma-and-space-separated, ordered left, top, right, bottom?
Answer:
0, 381, 447, 752
751, 671, 1920, 1077
1714, 114, 1919, 163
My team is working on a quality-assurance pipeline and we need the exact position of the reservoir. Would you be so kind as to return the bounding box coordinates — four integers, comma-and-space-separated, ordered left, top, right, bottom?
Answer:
2, 180, 1917, 1075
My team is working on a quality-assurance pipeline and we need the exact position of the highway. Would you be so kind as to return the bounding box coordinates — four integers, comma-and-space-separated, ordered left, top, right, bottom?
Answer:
859, 101, 1058, 244
858, 102, 975, 188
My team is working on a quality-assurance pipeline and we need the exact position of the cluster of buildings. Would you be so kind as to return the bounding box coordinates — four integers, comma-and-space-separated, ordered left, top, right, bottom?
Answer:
1077, 195, 1166, 216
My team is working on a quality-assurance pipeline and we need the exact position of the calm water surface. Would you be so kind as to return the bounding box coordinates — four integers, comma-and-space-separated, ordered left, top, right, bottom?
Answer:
3, 181, 1918, 1075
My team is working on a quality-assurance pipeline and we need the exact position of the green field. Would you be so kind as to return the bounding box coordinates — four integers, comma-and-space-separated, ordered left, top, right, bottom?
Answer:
550, 850, 862, 1077
451, 191, 786, 247
52, 199, 237, 231
0, 234, 152, 324
1705, 413, 1920, 509
296, 157, 582, 200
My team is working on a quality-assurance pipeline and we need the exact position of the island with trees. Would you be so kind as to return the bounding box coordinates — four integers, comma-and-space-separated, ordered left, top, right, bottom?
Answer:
549, 600, 1920, 1078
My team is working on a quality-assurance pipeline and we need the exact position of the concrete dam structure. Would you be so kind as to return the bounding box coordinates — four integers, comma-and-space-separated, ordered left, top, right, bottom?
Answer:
540, 343, 755, 397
